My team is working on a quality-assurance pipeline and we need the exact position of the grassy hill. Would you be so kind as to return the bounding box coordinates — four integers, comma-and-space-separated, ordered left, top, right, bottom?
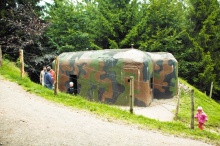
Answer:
178, 79, 220, 132
0, 59, 220, 145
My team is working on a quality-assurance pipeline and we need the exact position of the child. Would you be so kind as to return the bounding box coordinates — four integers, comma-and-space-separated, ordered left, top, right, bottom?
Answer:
66, 82, 75, 95
194, 106, 208, 130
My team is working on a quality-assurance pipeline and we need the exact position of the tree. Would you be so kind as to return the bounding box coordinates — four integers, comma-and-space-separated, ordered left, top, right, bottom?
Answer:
0, 0, 43, 53
45, 0, 91, 52
198, 52, 216, 91
88, 0, 141, 49
121, 0, 186, 52
184, 0, 220, 98
45, 0, 141, 51
0, 2, 54, 81
1, 4, 48, 51
41, 0, 220, 100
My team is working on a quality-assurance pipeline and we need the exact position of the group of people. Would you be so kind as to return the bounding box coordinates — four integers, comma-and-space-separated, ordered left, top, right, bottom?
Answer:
39, 66, 75, 94
40, 66, 55, 90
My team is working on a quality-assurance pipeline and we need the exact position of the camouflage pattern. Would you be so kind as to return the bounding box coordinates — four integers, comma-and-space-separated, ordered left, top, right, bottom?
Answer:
55, 49, 178, 107
146, 52, 178, 99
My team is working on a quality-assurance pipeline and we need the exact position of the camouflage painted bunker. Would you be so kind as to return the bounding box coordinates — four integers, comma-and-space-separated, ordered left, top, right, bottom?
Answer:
56, 49, 178, 107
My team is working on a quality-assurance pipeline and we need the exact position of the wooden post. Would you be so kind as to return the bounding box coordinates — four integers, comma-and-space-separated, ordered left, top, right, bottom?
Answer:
54, 56, 59, 95
19, 49, 24, 78
0, 45, 2, 67
132, 76, 134, 112
190, 89, 194, 129
129, 76, 134, 114
209, 82, 213, 98
175, 81, 181, 118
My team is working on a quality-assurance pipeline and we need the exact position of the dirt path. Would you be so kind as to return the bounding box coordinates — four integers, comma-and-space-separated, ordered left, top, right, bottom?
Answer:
118, 98, 176, 122
0, 76, 213, 146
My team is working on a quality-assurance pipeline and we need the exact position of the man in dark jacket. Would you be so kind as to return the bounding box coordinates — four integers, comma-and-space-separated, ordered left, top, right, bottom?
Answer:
44, 68, 53, 89
66, 82, 75, 95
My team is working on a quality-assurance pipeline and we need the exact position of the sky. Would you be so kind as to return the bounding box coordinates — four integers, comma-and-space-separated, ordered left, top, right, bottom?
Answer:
38, 0, 87, 6
38, 0, 54, 6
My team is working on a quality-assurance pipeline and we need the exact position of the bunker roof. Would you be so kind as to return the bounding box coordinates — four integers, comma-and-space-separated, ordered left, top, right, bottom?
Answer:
59, 49, 152, 63
146, 52, 177, 62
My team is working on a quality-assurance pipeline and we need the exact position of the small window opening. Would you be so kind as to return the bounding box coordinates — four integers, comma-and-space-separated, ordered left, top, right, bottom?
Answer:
150, 77, 153, 89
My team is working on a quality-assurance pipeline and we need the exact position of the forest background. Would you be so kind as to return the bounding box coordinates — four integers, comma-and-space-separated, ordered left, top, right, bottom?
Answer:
0, 0, 220, 101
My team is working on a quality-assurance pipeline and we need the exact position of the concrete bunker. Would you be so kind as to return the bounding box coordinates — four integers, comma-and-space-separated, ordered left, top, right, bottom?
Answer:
55, 49, 178, 107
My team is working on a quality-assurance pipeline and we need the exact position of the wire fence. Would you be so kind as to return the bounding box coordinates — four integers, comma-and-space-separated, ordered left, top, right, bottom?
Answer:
182, 86, 220, 112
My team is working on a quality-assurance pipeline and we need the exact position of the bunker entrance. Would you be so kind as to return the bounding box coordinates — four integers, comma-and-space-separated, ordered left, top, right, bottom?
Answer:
69, 75, 78, 95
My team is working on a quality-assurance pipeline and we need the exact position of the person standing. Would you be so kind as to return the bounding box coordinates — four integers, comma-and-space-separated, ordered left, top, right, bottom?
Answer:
46, 66, 55, 82
40, 66, 46, 86
194, 106, 208, 130
66, 82, 75, 95
44, 67, 53, 89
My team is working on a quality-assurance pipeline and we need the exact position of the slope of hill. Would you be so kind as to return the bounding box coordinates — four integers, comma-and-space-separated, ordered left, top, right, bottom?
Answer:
0, 76, 213, 146
0, 59, 219, 145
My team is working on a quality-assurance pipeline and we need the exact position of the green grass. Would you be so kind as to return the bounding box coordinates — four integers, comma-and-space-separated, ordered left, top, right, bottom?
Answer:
0, 60, 220, 145
178, 78, 220, 133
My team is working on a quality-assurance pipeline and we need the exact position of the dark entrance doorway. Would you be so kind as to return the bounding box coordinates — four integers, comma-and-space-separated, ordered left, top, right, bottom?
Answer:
69, 74, 78, 95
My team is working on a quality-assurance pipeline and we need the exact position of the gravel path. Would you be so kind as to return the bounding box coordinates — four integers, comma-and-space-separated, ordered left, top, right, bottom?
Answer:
0, 76, 213, 146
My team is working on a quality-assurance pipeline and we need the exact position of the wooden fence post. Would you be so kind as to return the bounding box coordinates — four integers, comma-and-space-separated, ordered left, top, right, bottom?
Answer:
209, 82, 213, 98
191, 89, 194, 129
0, 45, 2, 67
175, 81, 181, 118
54, 56, 59, 95
19, 49, 24, 78
129, 76, 134, 114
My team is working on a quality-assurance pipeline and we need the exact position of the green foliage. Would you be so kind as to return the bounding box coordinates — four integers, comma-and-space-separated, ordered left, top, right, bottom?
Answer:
1, 0, 220, 100
198, 52, 216, 91
108, 39, 118, 49
45, 0, 141, 50
87, 0, 141, 49
58, 45, 75, 53
45, 0, 92, 51
121, 0, 186, 52
184, 0, 220, 98
0, 1, 54, 77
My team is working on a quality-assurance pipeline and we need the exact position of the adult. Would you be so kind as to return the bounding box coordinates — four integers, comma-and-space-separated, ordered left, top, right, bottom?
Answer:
47, 66, 55, 83
40, 66, 46, 86
66, 82, 75, 95
44, 67, 53, 89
